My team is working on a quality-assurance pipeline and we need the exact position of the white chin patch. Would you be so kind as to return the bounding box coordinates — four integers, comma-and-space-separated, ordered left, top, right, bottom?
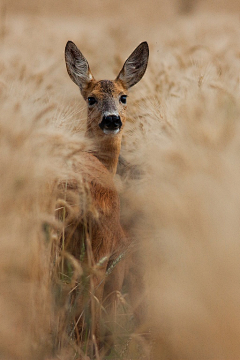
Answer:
103, 128, 120, 135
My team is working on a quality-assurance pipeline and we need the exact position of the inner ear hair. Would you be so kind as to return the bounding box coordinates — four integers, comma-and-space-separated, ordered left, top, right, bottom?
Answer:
65, 41, 94, 91
116, 41, 149, 89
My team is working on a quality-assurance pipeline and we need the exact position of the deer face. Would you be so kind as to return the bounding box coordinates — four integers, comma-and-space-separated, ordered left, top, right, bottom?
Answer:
84, 79, 127, 136
65, 41, 149, 138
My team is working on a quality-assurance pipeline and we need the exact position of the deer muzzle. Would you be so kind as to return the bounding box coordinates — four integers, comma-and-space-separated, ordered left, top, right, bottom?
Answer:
99, 115, 122, 135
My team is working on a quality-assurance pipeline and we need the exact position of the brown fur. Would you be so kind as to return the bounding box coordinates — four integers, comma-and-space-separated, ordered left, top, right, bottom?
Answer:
84, 79, 128, 174
59, 41, 149, 351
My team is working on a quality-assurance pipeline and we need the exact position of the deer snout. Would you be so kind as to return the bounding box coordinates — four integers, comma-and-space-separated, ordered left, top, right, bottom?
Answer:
99, 115, 122, 135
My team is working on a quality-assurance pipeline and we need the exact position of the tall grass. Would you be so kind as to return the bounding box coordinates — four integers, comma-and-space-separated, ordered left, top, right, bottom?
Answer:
1, 2, 240, 359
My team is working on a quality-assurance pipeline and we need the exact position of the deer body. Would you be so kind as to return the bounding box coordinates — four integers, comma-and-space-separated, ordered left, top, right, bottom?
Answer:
63, 40, 149, 350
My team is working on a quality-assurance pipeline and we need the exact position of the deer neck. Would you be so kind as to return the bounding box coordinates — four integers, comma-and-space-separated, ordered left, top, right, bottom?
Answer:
86, 130, 122, 176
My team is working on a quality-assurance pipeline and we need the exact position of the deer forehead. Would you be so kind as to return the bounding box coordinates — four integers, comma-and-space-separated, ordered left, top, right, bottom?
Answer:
89, 80, 126, 99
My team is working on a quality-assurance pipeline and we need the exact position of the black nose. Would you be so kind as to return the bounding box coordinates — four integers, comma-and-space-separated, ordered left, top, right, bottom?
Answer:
99, 115, 122, 131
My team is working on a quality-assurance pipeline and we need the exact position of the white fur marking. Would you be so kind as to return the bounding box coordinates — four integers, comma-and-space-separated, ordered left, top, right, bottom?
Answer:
103, 128, 120, 135
103, 111, 119, 117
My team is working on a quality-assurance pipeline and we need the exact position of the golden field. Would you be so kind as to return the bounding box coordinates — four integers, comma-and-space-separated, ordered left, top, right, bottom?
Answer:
2, 0, 240, 359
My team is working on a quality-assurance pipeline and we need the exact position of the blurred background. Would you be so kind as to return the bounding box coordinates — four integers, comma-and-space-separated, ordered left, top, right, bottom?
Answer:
5, 0, 240, 16
2, 1, 240, 360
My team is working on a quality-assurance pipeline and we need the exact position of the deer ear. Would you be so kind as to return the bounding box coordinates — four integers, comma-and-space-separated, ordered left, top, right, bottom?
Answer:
65, 41, 94, 92
116, 42, 149, 89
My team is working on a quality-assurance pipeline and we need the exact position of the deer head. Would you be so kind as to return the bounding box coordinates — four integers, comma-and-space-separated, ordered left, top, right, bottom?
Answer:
65, 41, 149, 174
65, 41, 149, 135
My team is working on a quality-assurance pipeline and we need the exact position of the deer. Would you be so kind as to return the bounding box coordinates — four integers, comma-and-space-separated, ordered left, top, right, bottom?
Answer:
60, 40, 149, 354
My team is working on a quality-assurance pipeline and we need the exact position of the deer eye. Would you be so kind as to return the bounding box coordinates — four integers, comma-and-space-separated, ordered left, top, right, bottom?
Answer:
88, 97, 97, 106
120, 95, 127, 104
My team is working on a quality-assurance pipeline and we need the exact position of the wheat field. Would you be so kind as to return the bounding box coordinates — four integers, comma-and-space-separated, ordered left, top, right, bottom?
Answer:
2, 0, 240, 359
